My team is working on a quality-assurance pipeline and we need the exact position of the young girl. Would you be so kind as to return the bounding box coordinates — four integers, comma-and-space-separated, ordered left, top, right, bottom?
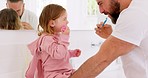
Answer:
0, 8, 22, 30
25, 4, 81, 78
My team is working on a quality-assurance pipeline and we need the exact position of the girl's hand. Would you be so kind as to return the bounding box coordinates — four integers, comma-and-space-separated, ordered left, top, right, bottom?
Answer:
61, 26, 70, 35
74, 49, 81, 57
95, 23, 112, 39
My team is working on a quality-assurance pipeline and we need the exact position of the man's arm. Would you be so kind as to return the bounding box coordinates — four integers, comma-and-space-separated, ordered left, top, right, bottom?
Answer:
70, 36, 136, 78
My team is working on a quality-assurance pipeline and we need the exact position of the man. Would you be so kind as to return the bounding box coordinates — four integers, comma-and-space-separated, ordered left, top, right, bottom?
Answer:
70, 0, 148, 78
6, 0, 38, 30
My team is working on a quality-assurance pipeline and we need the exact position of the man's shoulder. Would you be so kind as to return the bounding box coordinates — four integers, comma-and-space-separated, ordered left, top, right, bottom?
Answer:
24, 9, 36, 15
22, 9, 37, 18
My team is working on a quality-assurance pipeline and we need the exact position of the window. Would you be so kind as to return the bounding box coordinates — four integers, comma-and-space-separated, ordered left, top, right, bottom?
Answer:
87, 0, 98, 16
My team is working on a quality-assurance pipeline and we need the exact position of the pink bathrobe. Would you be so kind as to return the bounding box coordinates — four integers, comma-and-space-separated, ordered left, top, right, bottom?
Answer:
25, 33, 78, 78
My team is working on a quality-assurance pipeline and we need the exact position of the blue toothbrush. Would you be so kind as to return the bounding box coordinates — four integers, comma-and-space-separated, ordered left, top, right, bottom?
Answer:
102, 18, 108, 26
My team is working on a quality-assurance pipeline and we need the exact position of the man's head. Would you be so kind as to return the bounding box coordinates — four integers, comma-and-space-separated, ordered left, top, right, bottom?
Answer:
6, 0, 24, 17
96, 0, 121, 24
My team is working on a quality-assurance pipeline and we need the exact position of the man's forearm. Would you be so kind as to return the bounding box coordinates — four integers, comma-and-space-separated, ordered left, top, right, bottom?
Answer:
70, 52, 112, 78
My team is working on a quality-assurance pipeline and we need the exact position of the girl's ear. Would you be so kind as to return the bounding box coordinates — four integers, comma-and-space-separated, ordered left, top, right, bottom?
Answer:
48, 20, 55, 27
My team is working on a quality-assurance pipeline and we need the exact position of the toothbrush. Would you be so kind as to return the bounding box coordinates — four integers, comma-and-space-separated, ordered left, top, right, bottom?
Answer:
61, 25, 66, 32
102, 18, 108, 26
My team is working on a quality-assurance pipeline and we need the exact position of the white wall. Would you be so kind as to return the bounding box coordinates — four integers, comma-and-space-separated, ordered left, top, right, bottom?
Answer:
0, 0, 6, 10
67, 0, 83, 30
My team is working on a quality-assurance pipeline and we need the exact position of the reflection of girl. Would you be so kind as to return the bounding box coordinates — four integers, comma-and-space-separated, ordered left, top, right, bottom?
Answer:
0, 8, 22, 30
26, 4, 81, 78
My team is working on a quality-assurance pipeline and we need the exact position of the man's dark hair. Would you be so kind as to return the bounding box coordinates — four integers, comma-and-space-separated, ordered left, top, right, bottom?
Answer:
7, 0, 24, 2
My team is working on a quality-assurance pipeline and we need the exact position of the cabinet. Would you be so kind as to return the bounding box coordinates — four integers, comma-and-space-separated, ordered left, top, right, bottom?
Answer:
0, 30, 38, 78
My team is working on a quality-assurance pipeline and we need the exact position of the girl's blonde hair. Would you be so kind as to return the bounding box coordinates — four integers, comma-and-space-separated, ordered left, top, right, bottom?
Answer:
0, 8, 21, 30
38, 4, 66, 36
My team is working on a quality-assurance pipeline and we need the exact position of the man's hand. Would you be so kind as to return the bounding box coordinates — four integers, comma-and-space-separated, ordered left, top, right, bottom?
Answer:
95, 23, 112, 39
